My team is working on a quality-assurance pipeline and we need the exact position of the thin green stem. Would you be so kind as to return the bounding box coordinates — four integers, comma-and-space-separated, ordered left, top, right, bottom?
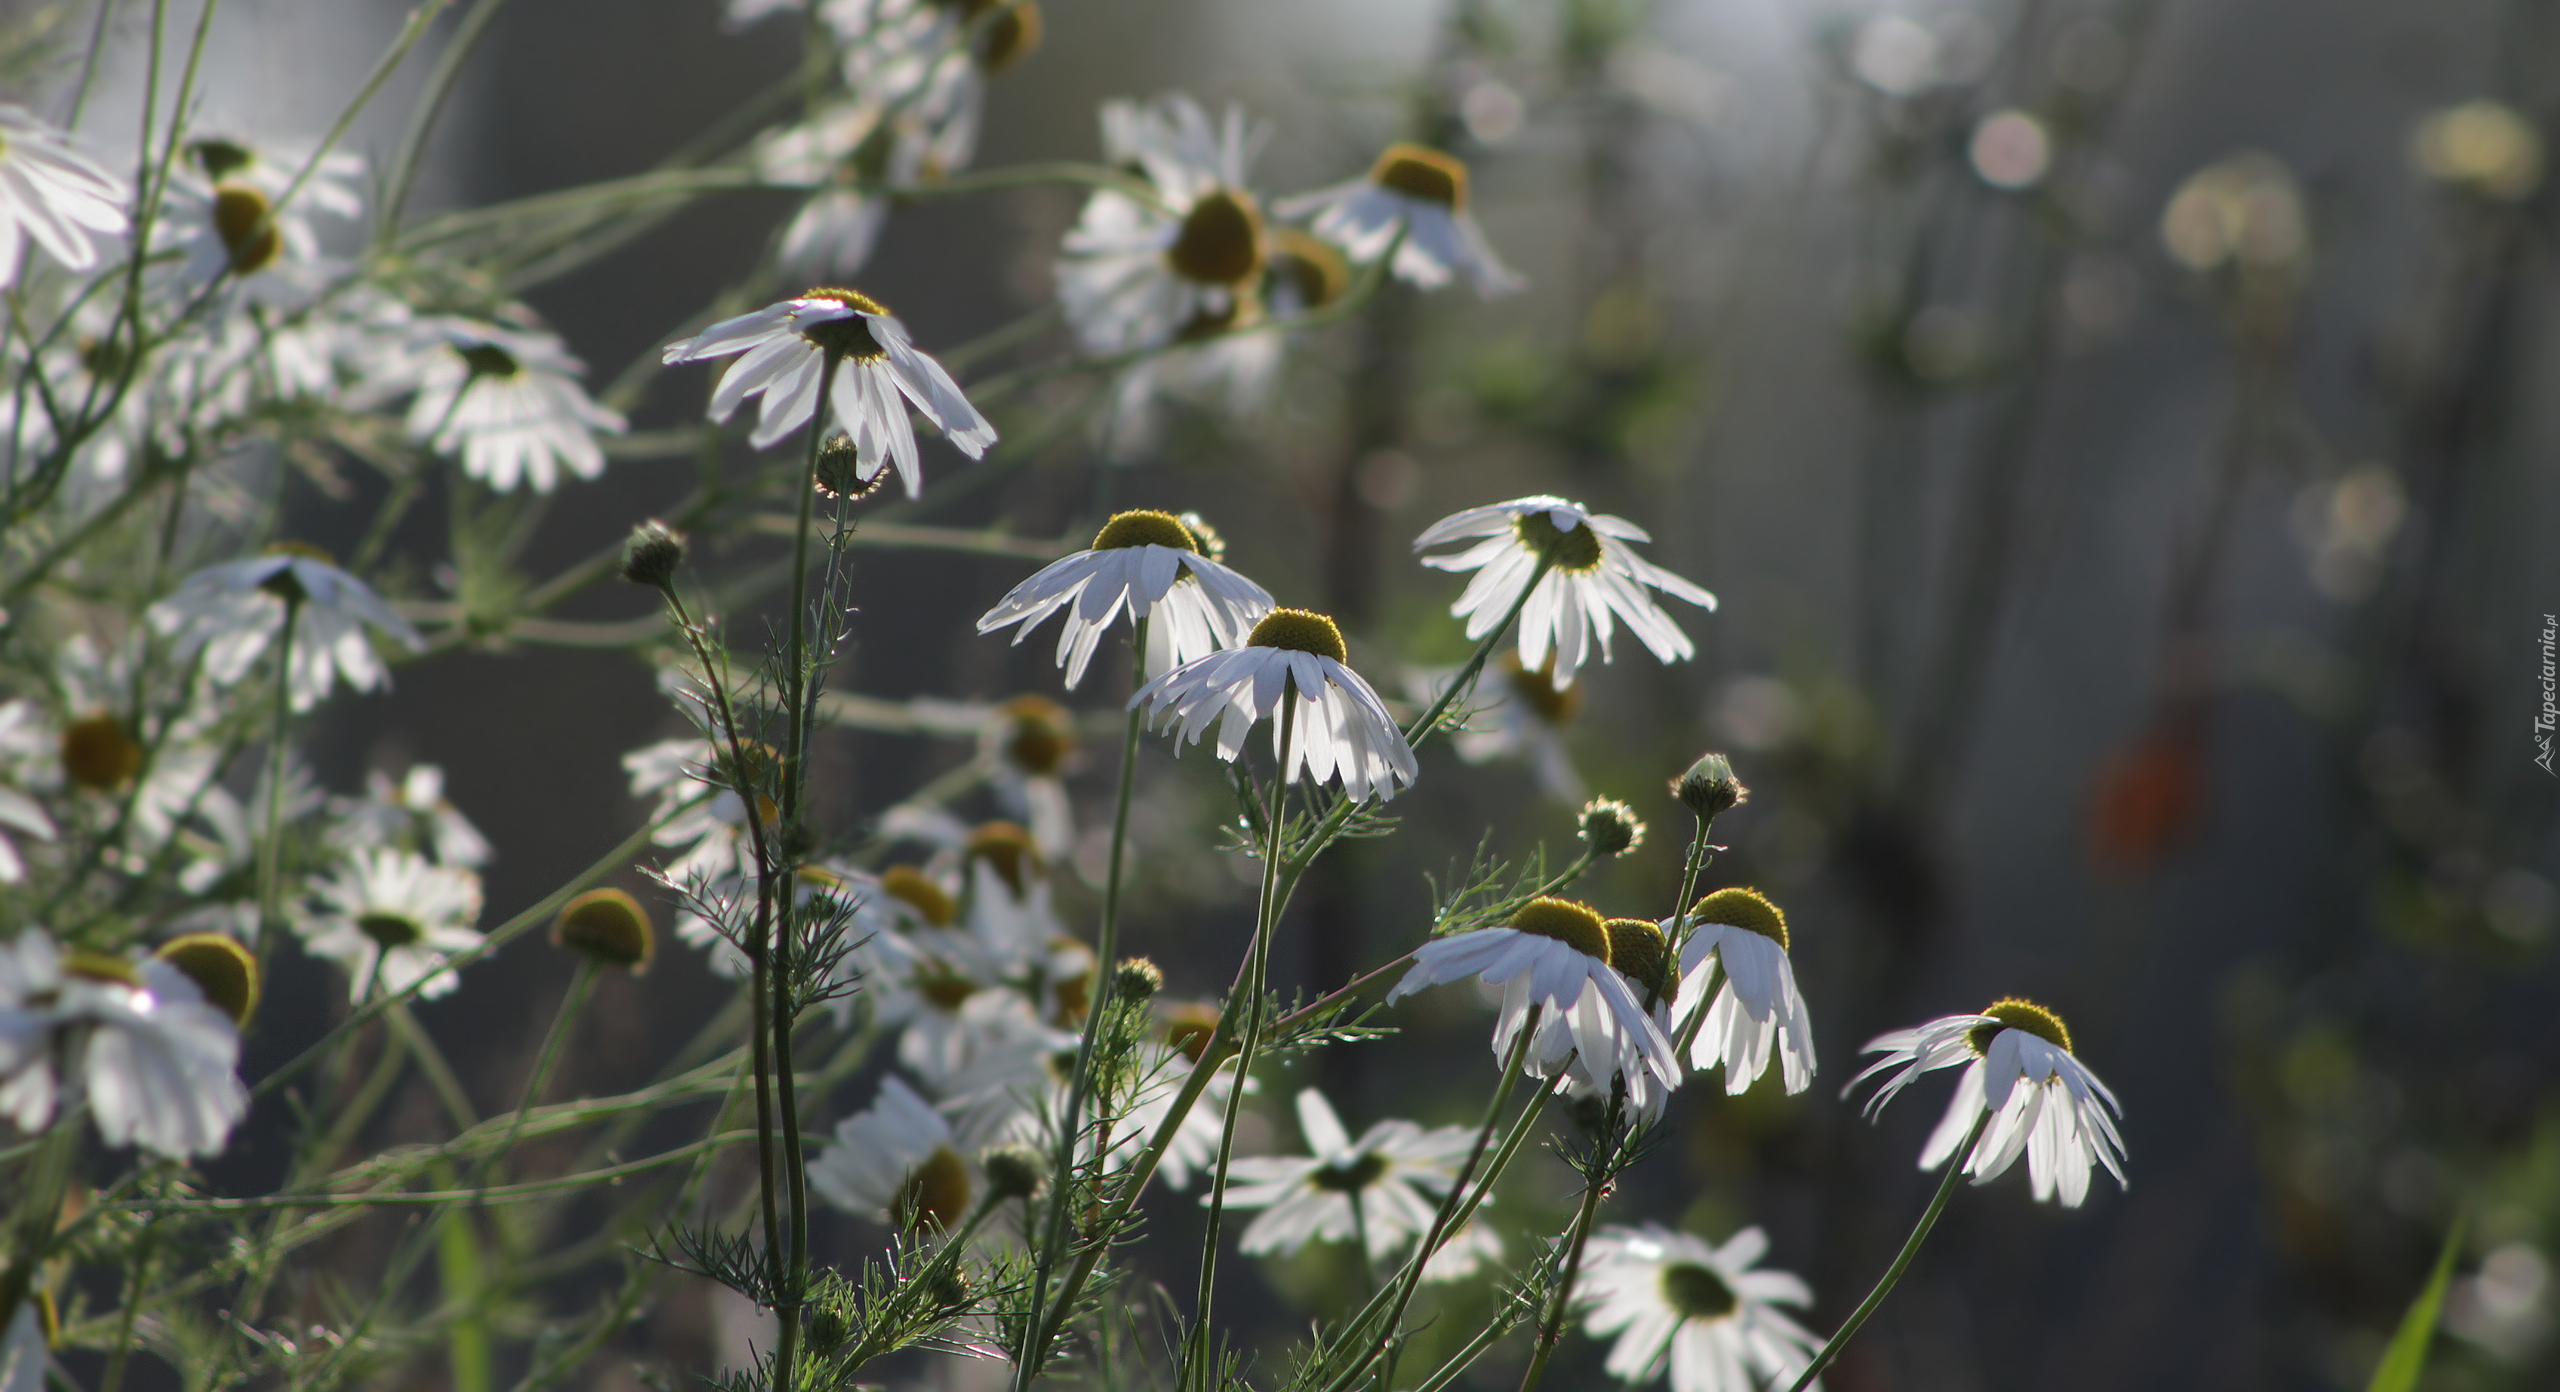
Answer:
377, 0, 513, 243
253, 593, 301, 987
473, 958, 598, 1191
1783, 1110, 1994, 1392
98, 1221, 153, 1392
1516, 1136, 1611, 1392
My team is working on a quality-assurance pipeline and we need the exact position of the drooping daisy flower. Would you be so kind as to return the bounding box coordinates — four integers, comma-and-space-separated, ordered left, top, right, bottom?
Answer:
1416, 496, 1716, 691
809, 1073, 979, 1230
976, 508, 1274, 688
660, 287, 995, 496
1222, 1086, 1483, 1269
148, 545, 425, 711
1129, 607, 1418, 803
329, 763, 493, 868
981, 695, 1077, 854
1389, 897, 1681, 1111
0, 107, 129, 285
1675, 888, 1816, 1096
1057, 93, 1270, 355
1847, 998, 2127, 1207
1275, 142, 1522, 296
1414, 653, 1588, 802
0, 932, 250, 1159
382, 317, 626, 493
1575, 1223, 1823, 1392
297, 848, 486, 1003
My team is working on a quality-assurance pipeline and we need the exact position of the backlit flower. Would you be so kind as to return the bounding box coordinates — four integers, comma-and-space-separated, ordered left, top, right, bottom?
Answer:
0, 106, 128, 285
1129, 607, 1416, 803
298, 848, 486, 1003
1576, 1223, 1822, 1392
1416, 496, 1716, 691
149, 547, 425, 712
1222, 1086, 1483, 1270
385, 317, 625, 493
977, 508, 1273, 688
1675, 888, 1816, 1096
0, 931, 249, 1159
1847, 999, 2127, 1207
810, 1073, 978, 1229
1275, 142, 1522, 296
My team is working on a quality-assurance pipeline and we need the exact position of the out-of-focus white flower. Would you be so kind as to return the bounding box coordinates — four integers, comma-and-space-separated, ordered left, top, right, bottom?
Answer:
372, 317, 625, 493
163, 134, 361, 288
1276, 142, 1521, 296
977, 695, 1078, 855
1412, 653, 1588, 802
1390, 897, 1682, 1113
149, 546, 424, 712
298, 848, 485, 1003
0, 931, 249, 1159
759, 102, 908, 278
1415, 496, 1715, 691
1674, 888, 1816, 1096
329, 764, 492, 868
1130, 607, 1417, 803
662, 288, 995, 496
1847, 999, 2127, 1207
0, 704, 56, 883
809, 1073, 979, 1229
0, 106, 128, 284
1057, 94, 1269, 355
1575, 1223, 1822, 1392
1222, 1086, 1483, 1270
977, 508, 1273, 688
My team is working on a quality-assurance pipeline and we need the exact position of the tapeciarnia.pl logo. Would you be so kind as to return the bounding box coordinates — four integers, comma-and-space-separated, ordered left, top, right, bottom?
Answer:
2537, 612, 2557, 776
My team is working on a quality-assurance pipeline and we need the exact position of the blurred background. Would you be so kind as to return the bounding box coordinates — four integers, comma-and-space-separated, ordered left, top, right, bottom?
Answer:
64, 0, 2560, 1387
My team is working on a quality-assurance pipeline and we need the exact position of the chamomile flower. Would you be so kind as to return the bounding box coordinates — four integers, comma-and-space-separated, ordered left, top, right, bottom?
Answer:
386, 317, 626, 493
1389, 897, 1682, 1112
329, 764, 492, 868
298, 848, 486, 1003
149, 546, 425, 712
1416, 496, 1716, 691
0, 107, 129, 284
1412, 653, 1588, 802
0, 931, 250, 1159
661, 287, 995, 496
1847, 999, 2127, 1207
164, 134, 362, 288
1130, 607, 1417, 803
1675, 889, 1817, 1096
982, 695, 1078, 854
1222, 1086, 1482, 1268
1276, 142, 1522, 296
1575, 1223, 1822, 1392
1057, 94, 1269, 355
976, 508, 1274, 688
758, 101, 913, 277
810, 1074, 979, 1230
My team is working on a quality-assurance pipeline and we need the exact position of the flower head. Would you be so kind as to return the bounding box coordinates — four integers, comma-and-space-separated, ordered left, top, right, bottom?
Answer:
1675, 888, 1816, 1096
0, 931, 249, 1159
1847, 998, 2127, 1207
148, 547, 425, 712
1058, 94, 1271, 356
1275, 143, 1523, 296
0, 106, 128, 284
373, 317, 626, 493
1416, 496, 1716, 691
1576, 1223, 1822, 1392
298, 848, 486, 1003
661, 287, 996, 496
810, 1075, 977, 1230
977, 508, 1274, 688
1129, 607, 1417, 803
1222, 1086, 1484, 1269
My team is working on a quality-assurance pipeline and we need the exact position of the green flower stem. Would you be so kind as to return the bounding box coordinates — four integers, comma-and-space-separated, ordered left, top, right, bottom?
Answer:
1017, 617, 1148, 1392
390, 1000, 482, 1133
1784, 1110, 1994, 1392
1320, 1009, 1543, 1392
1181, 691, 1301, 1385
128, 1131, 762, 1211
1515, 1108, 1618, 1392
98, 1220, 153, 1392
376, 0, 513, 243
252, 591, 302, 987
472, 958, 598, 1192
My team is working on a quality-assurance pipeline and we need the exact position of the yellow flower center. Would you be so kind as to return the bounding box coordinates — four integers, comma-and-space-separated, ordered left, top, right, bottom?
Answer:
1500, 653, 1583, 726
1091, 508, 1199, 552
63, 949, 141, 988
1370, 143, 1469, 209
157, 933, 261, 1024
1166, 188, 1266, 286
1164, 1002, 1220, 1062
880, 865, 956, 927
1513, 511, 1604, 571
212, 183, 282, 274
966, 820, 1043, 898
1247, 608, 1347, 662
916, 969, 978, 1011
188, 138, 253, 180
456, 341, 523, 379
358, 912, 426, 950
1272, 227, 1350, 309
1604, 918, 1670, 999
552, 888, 656, 973
1310, 1150, 1390, 1193
1969, 998, 2074, 1056
796, 287, 891, 360
60, 714, 144, 791
1659, 1262, 1739, 1320
1508, 897, 1610, 964
1001, 695, 1075, 776
1690, 887, 1788, 953
897, 1145, 973, 1231
943, 0, 1041, 72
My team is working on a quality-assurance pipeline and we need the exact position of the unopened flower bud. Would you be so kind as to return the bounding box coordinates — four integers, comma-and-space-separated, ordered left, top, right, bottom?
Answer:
1673, 752, 1746, 823
618, 521, 686, 589
814, 433, 885, 500
1114, 956, 1164, 1001
979, 1143, 1048, 1200
1578, 798, 1645, 858
552, 888, 656, 973
156, 933, 260, 1025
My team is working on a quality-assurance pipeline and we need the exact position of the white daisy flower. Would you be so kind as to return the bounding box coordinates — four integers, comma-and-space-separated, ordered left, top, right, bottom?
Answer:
163, 134, 362, 287
148, 545, 425, 712
1274, 142, 1522, 296
384, 317, 626, 493
1674, 888, 1817, 1097
1129, 607, 1418, 803
1847, 998, 2127, 1208
329, 763, 492, 868
0, 931, 250, 1159
1412, 653, 1588, 803
1388, 897, 1682, 1113
1222, 1086, 1482, 1269
972, 695, 1078, 855
297, 848, 485, 1003
0, 106, 128, 284
759, 102, 907, 278
1057, 93, 1270, 355
1417, 496, 1717, 692
660, 287, 996, 497
809, 1073, 979, 1230
1575, 1223, 1823, 1392
976, 508, 1274, 688
940, 1025, 1236, 1191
